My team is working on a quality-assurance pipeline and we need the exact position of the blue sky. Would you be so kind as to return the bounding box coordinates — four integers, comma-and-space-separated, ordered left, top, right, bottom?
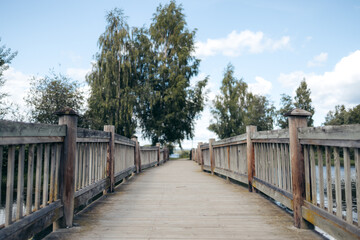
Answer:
1, 0, 360, 148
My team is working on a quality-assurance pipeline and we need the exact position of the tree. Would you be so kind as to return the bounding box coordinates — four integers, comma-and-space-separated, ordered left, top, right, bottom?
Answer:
25, 71, 84, 124
276, 94, 293, 129
137, 1, 208, 146
276, 79, 315, 128
324, 104, 360, 125
0, 38, 17, 118
86, 8, 138, 138
294, 79, 315, 126
209, 64, 274, 139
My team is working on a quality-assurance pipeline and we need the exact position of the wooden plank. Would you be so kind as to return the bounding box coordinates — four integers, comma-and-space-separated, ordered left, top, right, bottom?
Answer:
0, 136, 63, 145
280, 144, 286, 191
0, 146, 2, 205
0, 120, 66, 137
343, 147, 352, 224
213, 167, 248, 184
304, 145, 310, 202
5, 145, 15, 226
325, 147, 333, 213
253, 177, 293, 210
16, 145, 25, 220
310, 145, 317, 205
212, 140, 247, 149
104, 126, 115, 192
355, 148, 360, 225
54, 144, 61, 200
276, 144, 281, 188
114, 140, 135, 147
302, 202, 360, 240
298, 124, 360, 141
114, 134, 135, 146
0, 200, 63, 240
43, 144, 50, 207
285, 144, 291, 192
77, 137, 109, 143
212, 133, 246, 147
334, 147, 342, 218
288, 113, 308, 228
77, 128, 110, 139
300, 139, 360, 148
26, 145, 35, 215
49, 144, 56, 203
34, 144, 43, 211
274, 144, 278, 187
85, 143, 89, 187
78, 143, 84, 189
252, 139, 290, 144
74, 178, 110, 210
58, 111, 77, 227
89, 143, 93, 184
252, 128, 289, 140
74, 144, 79, 190
317, 146, 324, 209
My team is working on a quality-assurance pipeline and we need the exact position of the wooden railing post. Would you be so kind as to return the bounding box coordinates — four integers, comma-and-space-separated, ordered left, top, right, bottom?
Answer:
209, 138, 215, 174
56, 108, 78, 228
131, 136, 141, 173
286, 108, 312, 229
197, 142, 202, 165
198, 142, 204, 170
104, 125, 115, 192
156, 143, 160, 166
246, 125, 257, 192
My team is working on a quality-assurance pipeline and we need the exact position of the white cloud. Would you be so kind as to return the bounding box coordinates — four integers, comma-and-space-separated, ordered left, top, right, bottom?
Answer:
248, 76, 272, 95
307, 52, 328, 67
278, 50, 360, 125
66, 67, 91, 83
195, 30, 290, 57
2, 67, 31, 107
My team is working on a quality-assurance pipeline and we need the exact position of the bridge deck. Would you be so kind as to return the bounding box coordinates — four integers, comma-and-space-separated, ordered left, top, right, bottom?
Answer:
45, 160, 323, 239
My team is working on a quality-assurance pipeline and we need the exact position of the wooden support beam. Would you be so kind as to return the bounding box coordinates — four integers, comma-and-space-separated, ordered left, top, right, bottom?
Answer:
286, 108, 312, 229
56, 107, 78, 228
156, 143, 160, 166
246, 126, 257, 192
131, 136, 141, 173
209, 139, 215, 174
104, 125, 115, 192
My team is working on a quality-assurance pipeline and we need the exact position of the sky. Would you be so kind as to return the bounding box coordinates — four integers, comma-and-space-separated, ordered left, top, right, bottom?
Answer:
1, 0, 360, 149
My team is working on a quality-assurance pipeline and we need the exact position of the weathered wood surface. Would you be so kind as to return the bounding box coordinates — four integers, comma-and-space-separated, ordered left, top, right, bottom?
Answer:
0, 120, 66, 137
45, 160, 322, 240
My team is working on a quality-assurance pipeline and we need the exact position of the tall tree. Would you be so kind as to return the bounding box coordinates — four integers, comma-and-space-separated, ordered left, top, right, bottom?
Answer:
0, 38, 17, 118
137, 1, 208, 146
209, 64, 274, 139
25, 71, 84, 124
276, 79, 315, 128
86, 9, 137, 137
276, 94, 294, 129
324, 104, 360, 125
294, 79, 315, 126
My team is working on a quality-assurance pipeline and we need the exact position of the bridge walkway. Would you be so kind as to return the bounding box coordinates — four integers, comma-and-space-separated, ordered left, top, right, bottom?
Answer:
45, 159, 323, 239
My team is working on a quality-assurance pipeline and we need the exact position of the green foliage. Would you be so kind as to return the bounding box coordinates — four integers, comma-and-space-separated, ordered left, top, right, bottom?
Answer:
86, 9, 138, 137
324, 104, 360, 125
277, 94, 293, 129
277, 79, 315, 128
25, 71, 84, 124
0, 38, 17, 118
209, 63, 275, 139
137, 1, 208, 146
294, 79, 315, 126
179, 150, 190, 159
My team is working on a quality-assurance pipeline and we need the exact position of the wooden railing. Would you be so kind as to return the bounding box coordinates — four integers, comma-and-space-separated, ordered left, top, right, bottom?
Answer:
193, 109, 360, 239
0, 109, 169, 239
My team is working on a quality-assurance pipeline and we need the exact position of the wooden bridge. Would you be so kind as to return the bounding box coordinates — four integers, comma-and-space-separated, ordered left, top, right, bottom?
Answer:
0, 108, 359, 239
